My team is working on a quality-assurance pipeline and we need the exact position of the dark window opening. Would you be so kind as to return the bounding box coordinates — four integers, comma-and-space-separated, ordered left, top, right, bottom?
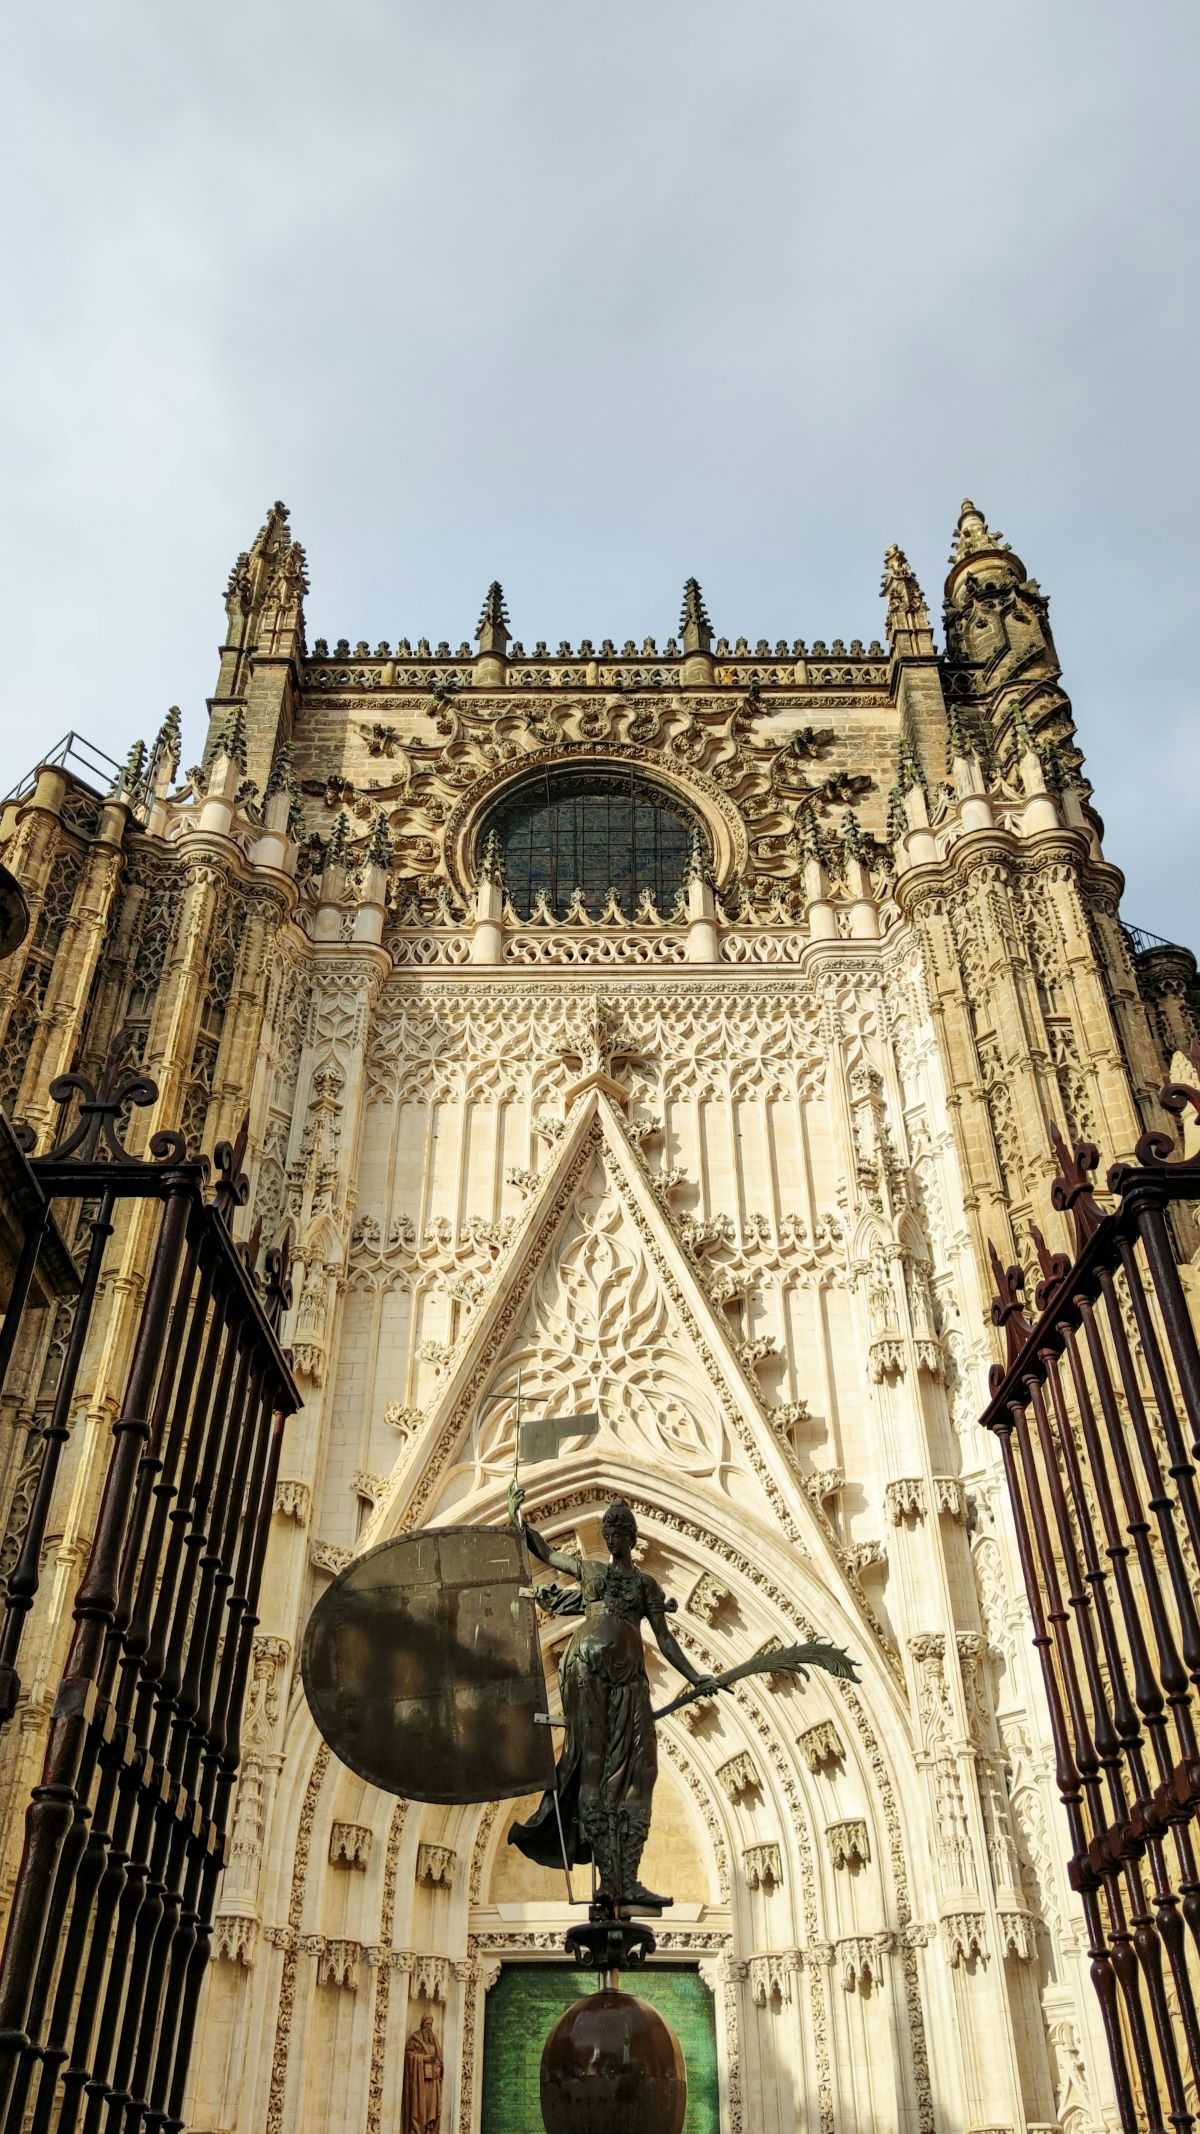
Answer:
484, 768, 703, 921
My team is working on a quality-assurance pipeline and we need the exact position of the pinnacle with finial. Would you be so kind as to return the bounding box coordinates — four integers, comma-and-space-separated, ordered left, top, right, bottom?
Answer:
476, 580, 511, 656
326, 810, 352, 867
1009, 699, 1035, 754
220, 708, 248, 772
684, 825, 713, 886
897, 735, 925, 794
948, 497, 1008, 567
155, 704, 182, 770
478, 828, 506, 886
886, 788, 908, 843
841, 810, 865, 863
114, 738, 147, 799
679, 577, 713, 656
796, 800, 824, 864
265, 743, 295, 801
365, 810, 393, 869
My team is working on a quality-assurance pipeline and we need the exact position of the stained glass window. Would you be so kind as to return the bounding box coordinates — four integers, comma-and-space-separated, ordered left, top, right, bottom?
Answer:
485, 767, 702, 921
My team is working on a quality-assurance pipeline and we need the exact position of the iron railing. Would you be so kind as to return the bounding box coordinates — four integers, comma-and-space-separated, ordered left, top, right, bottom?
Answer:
0, 1036, 300, 2134
982, 1046, 1200, 2134
0, 733, 124, 809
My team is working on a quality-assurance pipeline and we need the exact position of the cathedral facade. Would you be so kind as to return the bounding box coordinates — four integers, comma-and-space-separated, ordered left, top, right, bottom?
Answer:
1, 502, 1197, 2134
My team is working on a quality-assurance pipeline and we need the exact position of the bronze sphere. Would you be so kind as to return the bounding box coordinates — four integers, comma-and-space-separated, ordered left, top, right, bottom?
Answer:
540, 1986, 687, 2134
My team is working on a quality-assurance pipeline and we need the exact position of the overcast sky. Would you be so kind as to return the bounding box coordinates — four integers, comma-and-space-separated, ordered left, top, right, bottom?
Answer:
2, 0, 1196, 942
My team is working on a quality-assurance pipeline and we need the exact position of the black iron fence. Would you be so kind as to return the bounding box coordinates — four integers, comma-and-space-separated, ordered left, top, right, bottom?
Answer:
983, 1048, 1200, 2134
0, 1036, 299, 2134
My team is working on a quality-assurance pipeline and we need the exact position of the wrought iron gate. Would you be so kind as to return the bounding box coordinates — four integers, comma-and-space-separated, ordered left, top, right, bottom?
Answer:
983, 1049, 1200, 2134
0, 1036, 299, 2134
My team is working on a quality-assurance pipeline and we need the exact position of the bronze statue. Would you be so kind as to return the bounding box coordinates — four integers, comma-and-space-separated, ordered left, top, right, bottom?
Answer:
401, 2012, 443, 2134
507, 1486, 717, 1907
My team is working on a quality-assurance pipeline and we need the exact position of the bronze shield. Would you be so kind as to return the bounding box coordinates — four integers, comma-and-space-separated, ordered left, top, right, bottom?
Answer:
300, 1525, 558, 1804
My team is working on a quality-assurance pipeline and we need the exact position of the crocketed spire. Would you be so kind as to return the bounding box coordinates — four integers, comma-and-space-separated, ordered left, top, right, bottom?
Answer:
948, 498, 1009, 567
475, 581, 511, 657
679, 577, 713, 656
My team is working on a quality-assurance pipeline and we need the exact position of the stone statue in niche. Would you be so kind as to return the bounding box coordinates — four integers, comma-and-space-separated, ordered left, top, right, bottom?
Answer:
506, 1488, 717, 1909
401, 2012, 443, 2134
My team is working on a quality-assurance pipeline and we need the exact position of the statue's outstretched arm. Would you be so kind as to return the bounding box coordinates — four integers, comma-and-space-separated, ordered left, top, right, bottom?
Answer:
647, 1600, 717, 1691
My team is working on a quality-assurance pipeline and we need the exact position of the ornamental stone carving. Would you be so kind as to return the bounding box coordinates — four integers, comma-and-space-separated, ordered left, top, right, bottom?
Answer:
212, 1914, 259, 1967
317, 1940, 363, 1991
748, 1952, 798, 2005
687, 1571, 734, 1626
942, 1913, 988, 1967
797, 1721, 843, 1773
836, 1933, 892, 1992
412, 1954, 451, 2002
310, 1540, 352, 1575
329, 1823, 373, 1869
717, 1752, 761, 1802
996, 1909, 1037, 1961
885, 1478, 926, 1522
825, 1819, 870, 1870
273, 1479, 311, 1524
417, 1843, 457, 1887
743, 1843, 783, 1892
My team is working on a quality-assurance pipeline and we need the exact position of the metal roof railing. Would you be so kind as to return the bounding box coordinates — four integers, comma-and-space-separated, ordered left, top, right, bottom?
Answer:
1, 731, 125, 807
1123, 920, 1184, 958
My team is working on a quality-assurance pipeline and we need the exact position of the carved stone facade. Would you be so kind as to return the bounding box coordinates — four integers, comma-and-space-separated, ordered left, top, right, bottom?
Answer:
1, 498, 1189, 2134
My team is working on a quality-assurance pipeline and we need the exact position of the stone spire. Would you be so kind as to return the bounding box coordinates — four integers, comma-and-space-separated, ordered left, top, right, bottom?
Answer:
679, 578, 715, 687
113, 738, 147, 803
679, 578, 713, 656
948, 499, 1009, 567
477, 828, 506, 886
365, 810, 394, 870
209, 501, 307, 795
149, 705, 182, 788
474, 581, 511, 686
476, 581, 511, 658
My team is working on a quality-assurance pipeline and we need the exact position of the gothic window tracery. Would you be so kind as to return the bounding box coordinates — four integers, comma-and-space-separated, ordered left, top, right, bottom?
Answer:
483, 767, 702, 921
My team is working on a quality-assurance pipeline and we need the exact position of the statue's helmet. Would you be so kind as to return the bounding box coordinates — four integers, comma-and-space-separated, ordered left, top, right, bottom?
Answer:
602, 1498, 638, 1546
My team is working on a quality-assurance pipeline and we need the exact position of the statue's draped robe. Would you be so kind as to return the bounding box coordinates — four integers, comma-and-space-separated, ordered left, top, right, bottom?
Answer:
402, 2025, 443, 2134
509, 1556, 665, 1869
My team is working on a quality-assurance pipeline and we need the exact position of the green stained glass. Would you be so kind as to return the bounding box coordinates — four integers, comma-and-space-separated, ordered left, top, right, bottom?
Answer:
485, 768, 701, 921
481, 1961, 719, 2134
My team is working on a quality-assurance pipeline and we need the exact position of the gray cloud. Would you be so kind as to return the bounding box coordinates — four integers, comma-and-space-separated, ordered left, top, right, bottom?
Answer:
2, 0, 1196, 940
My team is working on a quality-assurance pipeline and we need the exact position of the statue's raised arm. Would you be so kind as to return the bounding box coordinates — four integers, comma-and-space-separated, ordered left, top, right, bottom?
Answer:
507, 1479, 582, 1579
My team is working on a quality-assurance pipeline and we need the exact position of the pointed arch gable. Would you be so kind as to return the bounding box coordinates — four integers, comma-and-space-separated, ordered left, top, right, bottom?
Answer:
357, 1087, 896, 1685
